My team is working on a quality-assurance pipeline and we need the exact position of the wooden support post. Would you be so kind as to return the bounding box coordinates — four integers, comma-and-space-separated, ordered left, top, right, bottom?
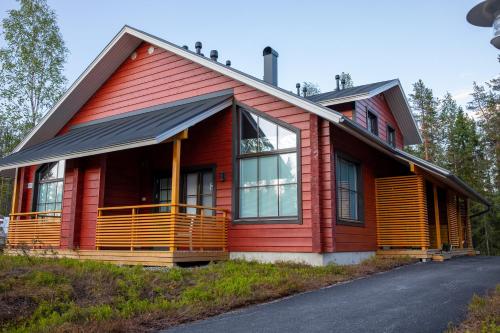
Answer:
466, 199, 473, 249
10, 168, 19, 215
433, 184, 442, 250
457, 197, 463, 248
170, 131, 187, 252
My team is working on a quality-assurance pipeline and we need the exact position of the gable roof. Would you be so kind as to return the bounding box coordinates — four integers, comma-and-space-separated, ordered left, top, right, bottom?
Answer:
307, 79, 422, 146
14, 25, 344, 153
6, 25, 486, 205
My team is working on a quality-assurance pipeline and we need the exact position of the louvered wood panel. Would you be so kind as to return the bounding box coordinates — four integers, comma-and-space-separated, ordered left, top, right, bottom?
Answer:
447, 192, 460, 248
375, 175, 429, 249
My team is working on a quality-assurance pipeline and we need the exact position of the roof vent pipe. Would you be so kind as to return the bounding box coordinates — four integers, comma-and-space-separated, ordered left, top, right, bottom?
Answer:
225, 60, 231, 66
341, 77, 346, 90
195, 41, 202, 55
302, 86, 307, 97
335, 74, 340, 91
296, 83, 301, 95
210, 50, 218, 61
263, 46, 279, 86
182, 45, 189, 50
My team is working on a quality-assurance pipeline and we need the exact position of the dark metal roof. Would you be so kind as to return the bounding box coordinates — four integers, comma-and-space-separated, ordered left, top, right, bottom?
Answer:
0, 90, 233, 170
306, 80, 396, 103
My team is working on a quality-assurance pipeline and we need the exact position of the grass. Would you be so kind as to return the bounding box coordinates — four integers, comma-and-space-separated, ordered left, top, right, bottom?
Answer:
447, 285, 500, 333
0, 254, 414, 332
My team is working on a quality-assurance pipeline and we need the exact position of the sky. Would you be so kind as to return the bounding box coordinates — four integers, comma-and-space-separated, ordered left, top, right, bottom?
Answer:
0, 0, 498, 107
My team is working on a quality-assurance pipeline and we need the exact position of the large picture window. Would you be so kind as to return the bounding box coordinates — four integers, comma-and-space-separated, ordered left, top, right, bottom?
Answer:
34, 161, 65, 212
336, 154, 363, 223
237, 108, 299, 221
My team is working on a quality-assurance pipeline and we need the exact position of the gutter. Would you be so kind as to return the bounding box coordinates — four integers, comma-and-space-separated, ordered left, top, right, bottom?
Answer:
470, 205, 491, 219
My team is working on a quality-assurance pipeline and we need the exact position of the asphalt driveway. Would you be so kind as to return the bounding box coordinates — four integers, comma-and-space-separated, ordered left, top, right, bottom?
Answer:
163, 256, 500, 333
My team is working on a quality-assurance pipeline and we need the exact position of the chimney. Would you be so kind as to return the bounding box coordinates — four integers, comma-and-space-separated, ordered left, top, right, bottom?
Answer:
296, 83, 301, 95
341, 77, 346, 90
263, 46, 279, 86
335, 74, 340, 91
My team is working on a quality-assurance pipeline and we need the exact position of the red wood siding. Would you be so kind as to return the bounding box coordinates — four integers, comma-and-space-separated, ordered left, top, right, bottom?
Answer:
57, 42, 317, 253
354, 94, 404, 149
331, 126, 409, 252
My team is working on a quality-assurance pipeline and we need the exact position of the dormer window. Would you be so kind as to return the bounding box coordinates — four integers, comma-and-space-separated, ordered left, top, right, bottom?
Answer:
367, 110, 378, 136
387, 125, 396, 148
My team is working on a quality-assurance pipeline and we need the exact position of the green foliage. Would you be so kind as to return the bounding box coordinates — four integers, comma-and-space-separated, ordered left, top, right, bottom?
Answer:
301, 81, 321, 96
406, 77, 500, 256
0, 0, 68, 157
0, 255, 413, 332
407, 79, 441, 162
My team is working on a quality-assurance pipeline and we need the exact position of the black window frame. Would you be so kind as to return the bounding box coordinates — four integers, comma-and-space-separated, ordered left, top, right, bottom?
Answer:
387, 124, 396, 148
233, 103, 302, 225
366, 109, 379, 136
32, 161, 65, 214
335, 152, 364, 226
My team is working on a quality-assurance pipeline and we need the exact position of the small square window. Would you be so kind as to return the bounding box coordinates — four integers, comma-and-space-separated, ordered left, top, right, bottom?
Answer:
367, 111, 378, 136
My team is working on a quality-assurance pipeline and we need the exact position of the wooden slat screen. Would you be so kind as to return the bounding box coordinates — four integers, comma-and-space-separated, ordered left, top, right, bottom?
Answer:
96, 203, 228, 251
375, 175, 429, 249
447, 193, 460, 248
7, 211, 62, 248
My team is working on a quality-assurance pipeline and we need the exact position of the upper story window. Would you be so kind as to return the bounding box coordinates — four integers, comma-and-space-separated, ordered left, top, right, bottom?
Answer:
336, 154, 363, 224
387, 125, 396, 148
237, 108, 299, 221
367, 110, 378, 136
34, 161, 65, 213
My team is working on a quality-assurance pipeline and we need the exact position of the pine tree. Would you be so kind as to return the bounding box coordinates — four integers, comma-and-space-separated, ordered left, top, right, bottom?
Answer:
408, 80, 441, 162
0, 0, 68, 157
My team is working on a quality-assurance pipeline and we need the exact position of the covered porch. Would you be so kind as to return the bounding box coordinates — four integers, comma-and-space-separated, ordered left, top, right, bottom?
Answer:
5, 91, 232, 266
375, 166, 476, 261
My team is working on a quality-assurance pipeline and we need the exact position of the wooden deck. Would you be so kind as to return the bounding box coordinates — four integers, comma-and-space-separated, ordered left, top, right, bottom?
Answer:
4, 249, 229, 267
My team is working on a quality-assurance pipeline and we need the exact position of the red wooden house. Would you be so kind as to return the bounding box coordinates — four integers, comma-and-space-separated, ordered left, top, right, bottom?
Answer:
1, 26, 489, 266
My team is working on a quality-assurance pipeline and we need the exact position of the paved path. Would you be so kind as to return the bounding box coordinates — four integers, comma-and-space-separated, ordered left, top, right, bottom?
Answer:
163, 256, 500, 333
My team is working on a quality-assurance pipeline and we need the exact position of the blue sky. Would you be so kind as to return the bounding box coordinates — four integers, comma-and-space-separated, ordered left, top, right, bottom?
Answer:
0, 0, 497, 107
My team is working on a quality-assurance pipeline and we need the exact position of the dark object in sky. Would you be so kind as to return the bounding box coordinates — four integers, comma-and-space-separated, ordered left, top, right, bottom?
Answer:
466, 0, 500, 49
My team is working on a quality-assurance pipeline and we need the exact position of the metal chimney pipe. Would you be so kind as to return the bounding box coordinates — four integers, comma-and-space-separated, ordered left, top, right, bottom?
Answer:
263, 46, 279, 86
341, 78, 346, 90
296, 83, 301, 95
210, 50, 218, 61
302, 86, 307, 97
195, 41, 202, 55
335, 74, 340, 91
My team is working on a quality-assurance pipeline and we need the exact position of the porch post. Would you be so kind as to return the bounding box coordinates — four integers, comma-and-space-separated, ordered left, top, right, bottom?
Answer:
466, 199, 473, 249
171, 138, 182, 214
10, 168, 19, 215
457, 197, 463, 248
433, 184, 442, 250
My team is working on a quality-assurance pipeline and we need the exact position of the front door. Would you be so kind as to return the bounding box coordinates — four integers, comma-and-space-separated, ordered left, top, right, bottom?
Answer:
154, 169, 215, 214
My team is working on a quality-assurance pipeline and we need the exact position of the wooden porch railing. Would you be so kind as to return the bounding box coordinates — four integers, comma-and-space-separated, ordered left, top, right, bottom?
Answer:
96, 203, 228, 251
7, 211, 62, 248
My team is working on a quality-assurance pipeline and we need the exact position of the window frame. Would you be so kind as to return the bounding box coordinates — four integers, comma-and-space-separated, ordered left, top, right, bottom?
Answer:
334, 152, 364, 226
387, 124, 396, 148
366, 109, 379, 136
232, 103, 302, 225
153, 165, 216, 213
32, 161, 65, 213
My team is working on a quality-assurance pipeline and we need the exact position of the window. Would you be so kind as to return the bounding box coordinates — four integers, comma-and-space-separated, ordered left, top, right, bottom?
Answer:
237, 108, 299, 220
387, 125, 396, 148
34, 161, 65, 213
336, 155, 363, 223
155, 169, 214, 215
367, 110, 378, 136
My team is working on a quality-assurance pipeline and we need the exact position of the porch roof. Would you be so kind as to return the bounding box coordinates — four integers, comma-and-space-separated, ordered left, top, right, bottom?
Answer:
0, 90, 233, 171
